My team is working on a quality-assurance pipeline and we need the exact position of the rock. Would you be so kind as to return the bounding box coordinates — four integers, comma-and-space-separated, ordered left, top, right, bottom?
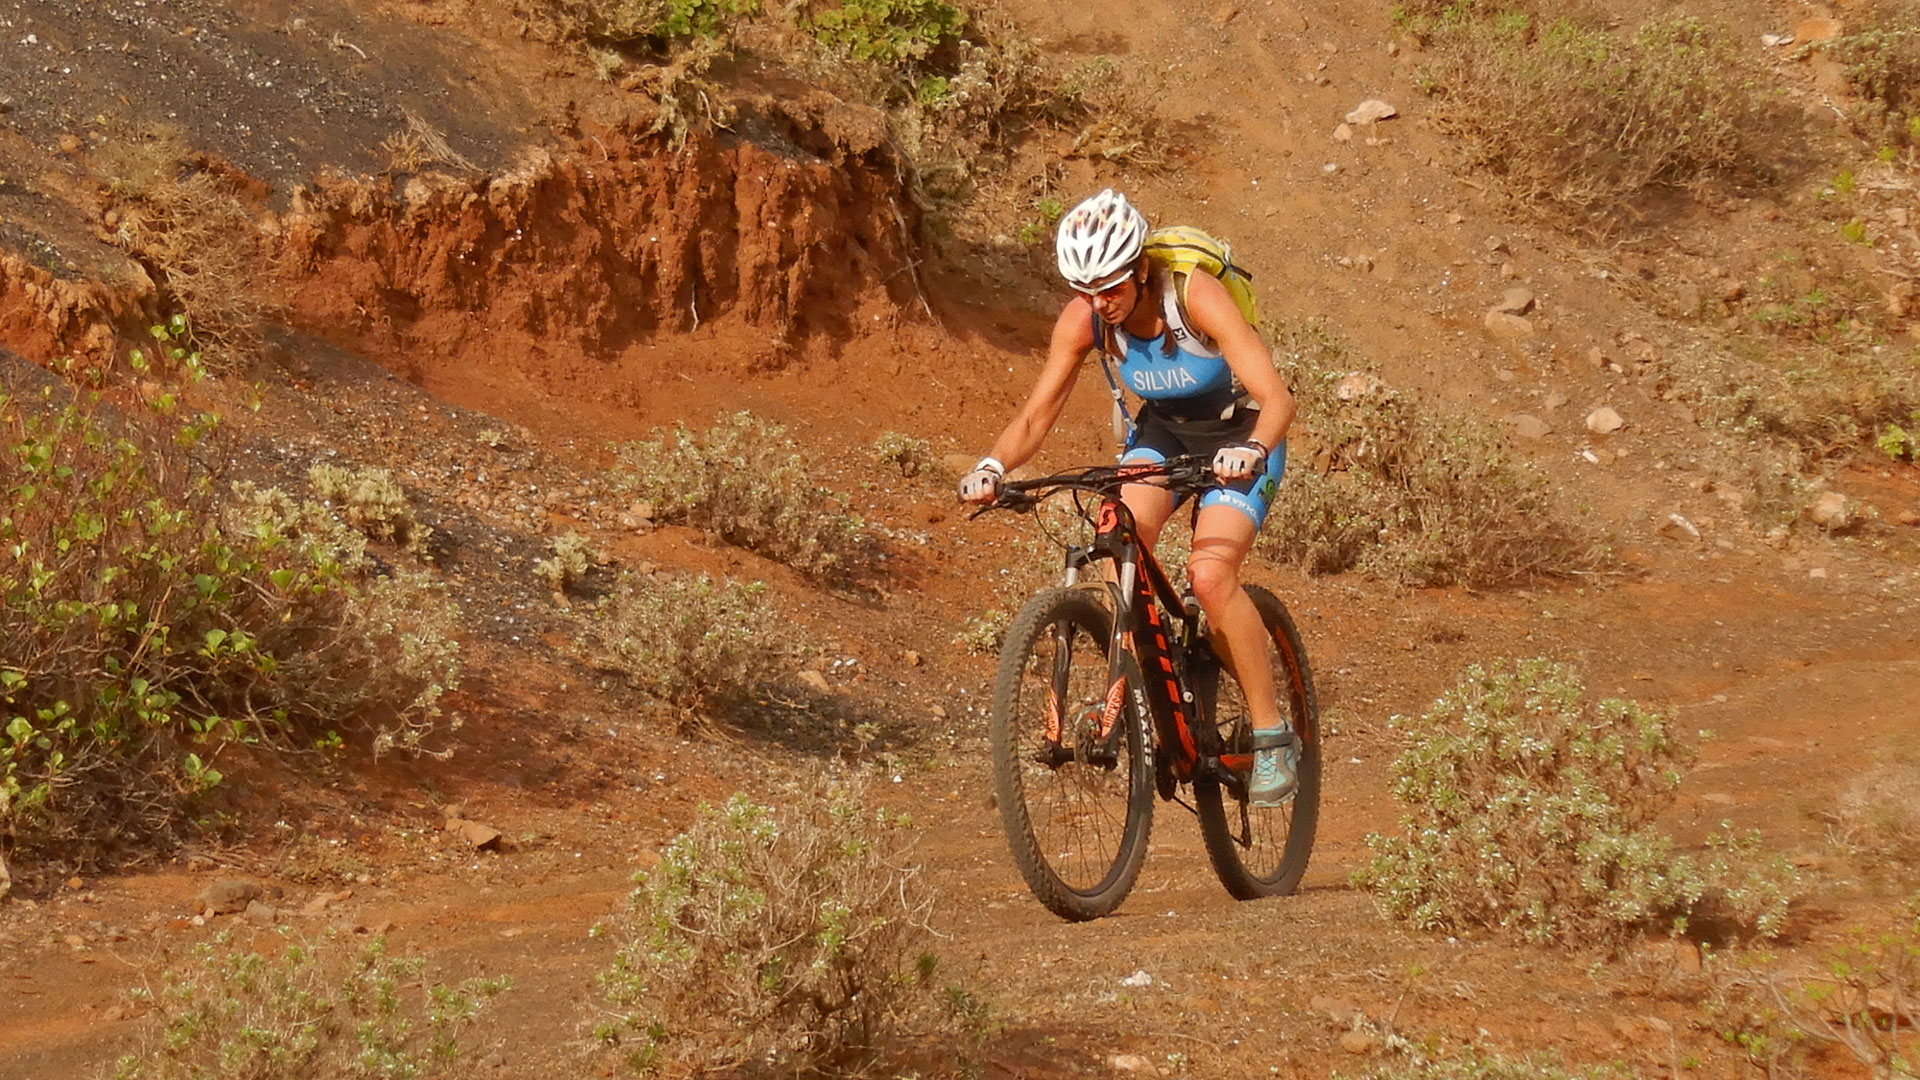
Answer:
1898, 508, 1920, 527
66, 877, 84, 891
1499, 261, 1518, 280
1510, 414, 1553, 440
1492, 287, 1536, 315
1887, 281, 1916, 318
1807, 491, 1851, 530
798, 669, 832, 694
904, 650, 922, 667
929, 703, 948, 719
1585, 346, 1607, 368
1345, 99, 1398, 125
243, 900, 280, 926
1111, 1054, 1159, 1074
1760, 32, 1795, 47
1446, 211, 1465, 225
1212, 4, 1240, 26
302, 890, 345, 916
1674, 939, 1703, 974
1333, 122, 1353, 143
448, 818, 504, 850
1120, 969, 1154, 988
1543, 390, 1569, 411
1794, 16, 1842, 41
198, 879, 265, 915
1334, 372, 1387, 401
1586, 407, 1626, 434
57, 133, 83, 154
1340, 1030, 1379, 1054
1484, 311, 1533, 338
1310, 994, 1364, 1024
1657, 513, 1702, 543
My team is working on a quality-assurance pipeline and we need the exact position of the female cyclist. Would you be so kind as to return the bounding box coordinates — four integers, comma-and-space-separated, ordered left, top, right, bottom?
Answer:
957, 188, 1300, 806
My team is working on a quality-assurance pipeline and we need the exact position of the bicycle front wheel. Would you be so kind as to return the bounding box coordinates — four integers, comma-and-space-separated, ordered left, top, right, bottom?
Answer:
1195, 584, 1321, 900
990, 586, 1152, 921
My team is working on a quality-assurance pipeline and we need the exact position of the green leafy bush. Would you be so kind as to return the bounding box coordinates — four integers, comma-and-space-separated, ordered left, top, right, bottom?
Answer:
113, 931, 508, 1079
1412, 11, 1756, 228
608, 410, 864, 577
1264, 321, 1607, 587
805, 0, 965, 64
0, 387, 460, 865
515, 0, 759, 48
594, 780, 950, 1075
1355, 659, 1800, 946
590, 571, 785, 714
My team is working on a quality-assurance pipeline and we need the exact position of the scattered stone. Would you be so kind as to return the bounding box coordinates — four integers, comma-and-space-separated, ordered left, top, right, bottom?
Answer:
1585, 346, 1606, 368
1340, 1030, 1379, 1055
243, 900, 280, 926
798, 669, 832, 694
1658, 513, 1702, 543
1310, 994, 1365, 1024
904, 650, 922, 667
1111, 1054, 1159, 1075
1809, 566, 1829, 580
1446, 211, 1465, 225
1794, 16, 1842, 42
0, 97, 12, 115
1543, 390, 1569, 411
66, 876, 84, 891
301, 890, 343, 916
63, 934, 87, 950
57, 133, 82, 154
1484, 311, 1533, 338
1345, 99, 1398, 125
198, 879, 265, 915
1120, 969, 1154, 988
1492, 286, 1536, 316
1212, 4, 1240, 26
1510, 414, 1553, 440
449, 818, 504, 850
1334, 372, 1387, 400
1807, 491, 1851, 530
929, 703, 948, 719
1499, 261, 1518, 280
1586, 407, 1626, 434
1333, 122, 1353, 143
1897, 508, 1920, 527
1760, 32, 1795, 47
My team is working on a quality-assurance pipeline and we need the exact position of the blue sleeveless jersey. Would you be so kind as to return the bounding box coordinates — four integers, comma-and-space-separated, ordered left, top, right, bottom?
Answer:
1113, 330, 1235, 402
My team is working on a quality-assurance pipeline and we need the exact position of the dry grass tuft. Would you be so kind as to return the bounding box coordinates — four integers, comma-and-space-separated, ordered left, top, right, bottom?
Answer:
1411, 10, 1758, 230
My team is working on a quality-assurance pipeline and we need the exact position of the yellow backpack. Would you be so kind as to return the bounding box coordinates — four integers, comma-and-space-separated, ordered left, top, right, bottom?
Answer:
1143, 225, 1260, 337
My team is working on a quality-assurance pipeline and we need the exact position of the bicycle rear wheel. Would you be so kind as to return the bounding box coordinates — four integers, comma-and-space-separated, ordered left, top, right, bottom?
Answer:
1195, 584, 1320, 900
991, 586, 1152, 921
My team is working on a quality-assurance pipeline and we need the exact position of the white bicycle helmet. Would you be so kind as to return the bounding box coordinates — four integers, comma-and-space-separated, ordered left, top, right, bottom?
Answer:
1055, 188, 1148, 292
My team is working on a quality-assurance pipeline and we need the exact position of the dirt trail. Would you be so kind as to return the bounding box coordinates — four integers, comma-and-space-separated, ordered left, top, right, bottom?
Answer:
2, 0, 1919, 1076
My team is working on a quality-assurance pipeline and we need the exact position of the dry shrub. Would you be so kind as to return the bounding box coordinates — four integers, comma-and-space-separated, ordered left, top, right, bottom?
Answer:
1352, 1046, 1637, 1080
1355, 659, 1801, 947
1263, 320, 1607, 587
1415, 11, 1756, 228
874, 429, 934, 477
307, 462, 432, 556
1708, 915, 1920, 1080
590, 570, 786, 714
594, 777, 962, 1076
608, 410, 866, 578
535, 530, 599, 592
113, 930, 508, 1080
1659, 340, 1920, 461
100, 131, 272, 367
513, 0, 757, 47
1828, 2, 1920, 148
0, 386, 459, 867
1827, 759, 1920, 870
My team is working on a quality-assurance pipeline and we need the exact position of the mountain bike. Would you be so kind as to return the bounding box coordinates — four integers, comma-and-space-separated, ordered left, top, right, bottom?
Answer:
976, 456, 1320, 921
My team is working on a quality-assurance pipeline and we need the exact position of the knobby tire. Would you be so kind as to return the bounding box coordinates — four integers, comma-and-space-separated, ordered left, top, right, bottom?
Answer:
1194, 584, 1321, 899
990, 587, 1153, 921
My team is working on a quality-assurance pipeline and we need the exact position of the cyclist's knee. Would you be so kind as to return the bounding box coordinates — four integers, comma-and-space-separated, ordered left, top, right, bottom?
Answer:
1187, 555, 1241, 610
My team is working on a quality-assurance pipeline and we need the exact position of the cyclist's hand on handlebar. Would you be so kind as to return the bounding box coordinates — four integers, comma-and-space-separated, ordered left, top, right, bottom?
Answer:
957, 456, 1006, 504
1211, 440, 1268, 482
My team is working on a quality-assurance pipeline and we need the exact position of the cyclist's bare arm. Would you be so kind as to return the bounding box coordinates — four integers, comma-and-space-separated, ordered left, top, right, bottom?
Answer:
1182, 273, 1296, 451
981, 299, 1101, 471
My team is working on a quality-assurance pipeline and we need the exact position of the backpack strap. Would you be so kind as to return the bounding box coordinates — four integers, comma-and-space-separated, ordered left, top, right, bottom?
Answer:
1088, 306, 1135, 445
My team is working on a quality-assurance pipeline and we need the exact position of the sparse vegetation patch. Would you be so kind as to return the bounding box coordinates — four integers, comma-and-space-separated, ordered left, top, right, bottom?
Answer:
590, 570, 785, 715
1355, 659, 1800, 947
1264, 320, 1608, 587
1410, 10, 1757, 229
593, 780, 960, 1076
608, 410, 865, 577
0, 380, 460, 866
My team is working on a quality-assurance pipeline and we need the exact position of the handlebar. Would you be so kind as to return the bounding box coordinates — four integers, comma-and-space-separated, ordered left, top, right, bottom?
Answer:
973, 455, 1219, 516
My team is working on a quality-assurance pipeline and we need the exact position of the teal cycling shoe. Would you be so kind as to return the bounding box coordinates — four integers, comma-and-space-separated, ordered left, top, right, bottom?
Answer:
1249, 728, 1299, 808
